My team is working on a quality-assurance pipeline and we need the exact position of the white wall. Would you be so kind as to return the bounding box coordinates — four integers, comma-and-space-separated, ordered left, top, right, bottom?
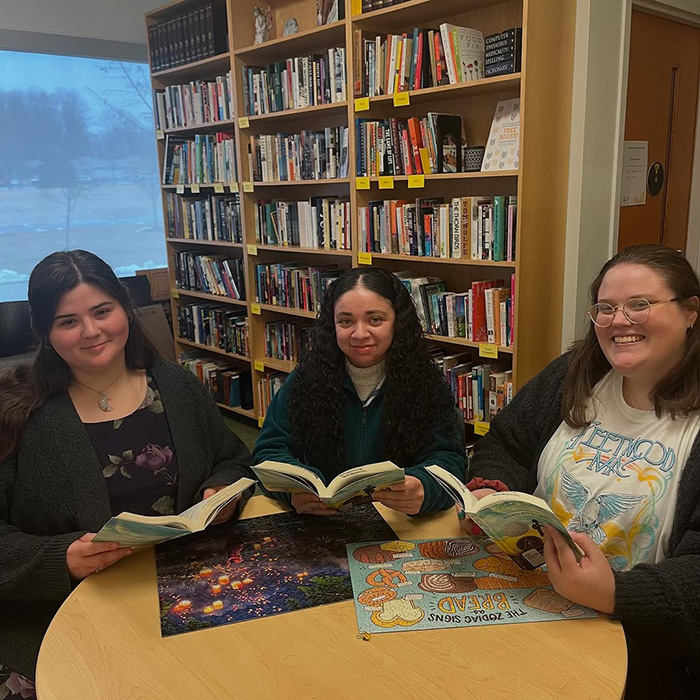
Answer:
0, 0, 163, 44
563, 0, 700, 350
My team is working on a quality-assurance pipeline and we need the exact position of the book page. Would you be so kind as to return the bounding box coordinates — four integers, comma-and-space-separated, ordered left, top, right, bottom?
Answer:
323, 469, 405, 509
252, 461, 325, 496
425, 465, 478, 512
177, 477, 256, 528
325, 461, 403, 495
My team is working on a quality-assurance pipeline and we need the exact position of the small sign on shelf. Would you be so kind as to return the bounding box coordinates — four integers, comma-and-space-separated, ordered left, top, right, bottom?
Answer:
358, 251, 372, 265
479, 343, 499, 359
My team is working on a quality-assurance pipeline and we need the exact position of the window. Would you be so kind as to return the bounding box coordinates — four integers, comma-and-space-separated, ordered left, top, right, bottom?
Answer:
0, 50, 165, 302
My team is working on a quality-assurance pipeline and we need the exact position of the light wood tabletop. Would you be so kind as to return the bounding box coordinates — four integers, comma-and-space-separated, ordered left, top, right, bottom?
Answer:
36, 496, 627, 699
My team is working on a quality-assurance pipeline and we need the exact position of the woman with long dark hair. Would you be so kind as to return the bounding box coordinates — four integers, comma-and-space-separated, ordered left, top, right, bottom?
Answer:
0, 250, 252, 696
462, 245, 700, 696
253, 267, 466, 516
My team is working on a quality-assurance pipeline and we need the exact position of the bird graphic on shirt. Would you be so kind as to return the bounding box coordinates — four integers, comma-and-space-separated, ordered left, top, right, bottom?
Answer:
558, 467, 646, 544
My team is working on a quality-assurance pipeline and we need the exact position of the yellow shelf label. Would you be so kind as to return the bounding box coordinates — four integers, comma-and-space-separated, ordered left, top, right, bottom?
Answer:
356, 177, 370, 190
156, 129, 164, 140
229, 182, 239, 193
251, 303, 261, 315
258, 416, 265, 428
479, 343, 499, 359
474, 420, 490, 436
170, 289, 180, 299
408, 174, 425, 188
190, 183, 201, 194
254, 360, 265, 372
176, 184, 185, 194
243, 182, 254, 193
393, 91, 410, 107
238, 116, 250, 128
247, 244, 258, 255
214, 183, 224, 193
358, 251, 372, 265
354, 97, 370, 112
378, 176, 394, 190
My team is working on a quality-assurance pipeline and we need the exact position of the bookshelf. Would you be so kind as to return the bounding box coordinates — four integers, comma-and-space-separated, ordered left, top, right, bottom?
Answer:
146, 0, 575, 430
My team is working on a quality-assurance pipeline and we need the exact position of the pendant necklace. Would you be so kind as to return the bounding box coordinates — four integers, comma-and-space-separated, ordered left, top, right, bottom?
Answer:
73, 372, 124, 412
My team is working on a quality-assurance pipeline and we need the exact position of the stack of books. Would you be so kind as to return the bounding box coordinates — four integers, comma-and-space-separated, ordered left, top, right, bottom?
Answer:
180, 353, 253, 410
154, 73, 234, 130
242, 48, 346, 115
177, 303, 249, 357
174, 252, 245, 300
255, 197, 351, 250
248, 127, 349, 181
485, 28, 522, 77
148, 1, 227, 72
165, 192, 242, 243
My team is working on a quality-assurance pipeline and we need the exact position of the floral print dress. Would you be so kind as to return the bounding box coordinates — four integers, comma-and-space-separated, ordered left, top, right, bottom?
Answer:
85, 372, 179, 518
0, 374, 181, 698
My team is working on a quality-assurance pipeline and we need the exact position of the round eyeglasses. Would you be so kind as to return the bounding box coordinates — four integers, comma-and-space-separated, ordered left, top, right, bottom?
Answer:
588, 297, 680, 327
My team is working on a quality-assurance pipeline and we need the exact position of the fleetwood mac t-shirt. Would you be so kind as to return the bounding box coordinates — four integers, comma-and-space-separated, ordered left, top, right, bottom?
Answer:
536, 371, 700, 570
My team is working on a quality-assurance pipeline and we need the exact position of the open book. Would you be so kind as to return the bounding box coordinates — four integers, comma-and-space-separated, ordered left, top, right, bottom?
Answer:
252, 460, 405, 510
426, 466, 583, 570
93, 477, 256, 548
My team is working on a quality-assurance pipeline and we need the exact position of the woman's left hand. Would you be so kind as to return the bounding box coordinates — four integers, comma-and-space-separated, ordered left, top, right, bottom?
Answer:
543, 525, 615, 614
372, 476, 424, 515
203, 486, 242, 524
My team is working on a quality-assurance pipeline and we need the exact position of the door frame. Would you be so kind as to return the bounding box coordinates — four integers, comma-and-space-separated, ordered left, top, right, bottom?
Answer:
561, 0, 700, 350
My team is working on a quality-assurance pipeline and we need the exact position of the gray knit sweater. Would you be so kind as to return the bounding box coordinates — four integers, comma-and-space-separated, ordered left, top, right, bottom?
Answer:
0, 359, 252, 679
470, 354, 700, 660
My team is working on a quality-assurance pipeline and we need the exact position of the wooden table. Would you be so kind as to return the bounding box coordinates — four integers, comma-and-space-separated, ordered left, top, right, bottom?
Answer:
36, 496, 627, 699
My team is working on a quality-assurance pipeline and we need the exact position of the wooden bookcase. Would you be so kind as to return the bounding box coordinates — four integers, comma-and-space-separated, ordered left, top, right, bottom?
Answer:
145, 0, 575, 429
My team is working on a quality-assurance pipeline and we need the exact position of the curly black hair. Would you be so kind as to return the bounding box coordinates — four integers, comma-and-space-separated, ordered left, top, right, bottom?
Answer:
289, 267, 458, 469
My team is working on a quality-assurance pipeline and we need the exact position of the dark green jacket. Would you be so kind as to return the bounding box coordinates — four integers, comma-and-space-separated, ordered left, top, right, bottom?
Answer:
252, 370, 466, 513
0, 359, 252, 680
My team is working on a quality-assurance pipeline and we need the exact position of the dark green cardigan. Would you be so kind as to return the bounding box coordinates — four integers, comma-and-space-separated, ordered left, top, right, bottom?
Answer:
0, 359, 252, 679
252, 370, 466, 513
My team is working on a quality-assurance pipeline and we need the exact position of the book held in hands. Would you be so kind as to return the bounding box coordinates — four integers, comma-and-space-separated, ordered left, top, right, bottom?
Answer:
253, 460, 405, 509
93, 477, 256, 548
426, 466, 584, 570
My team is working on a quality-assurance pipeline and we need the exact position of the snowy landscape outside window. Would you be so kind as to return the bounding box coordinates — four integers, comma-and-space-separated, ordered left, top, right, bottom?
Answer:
0, 50, 165, 302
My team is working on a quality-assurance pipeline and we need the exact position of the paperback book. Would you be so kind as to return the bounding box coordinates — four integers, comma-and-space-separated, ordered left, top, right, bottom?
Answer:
426, 466, 584, 570
252, 460, 405, 509
93, 477, 256, 548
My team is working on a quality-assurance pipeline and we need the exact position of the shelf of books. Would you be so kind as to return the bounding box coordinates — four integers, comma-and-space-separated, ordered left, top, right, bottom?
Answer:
147, 0, 574, 433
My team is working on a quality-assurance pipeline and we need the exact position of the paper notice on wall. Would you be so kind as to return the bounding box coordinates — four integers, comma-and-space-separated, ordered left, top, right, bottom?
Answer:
620, 141, 648, 206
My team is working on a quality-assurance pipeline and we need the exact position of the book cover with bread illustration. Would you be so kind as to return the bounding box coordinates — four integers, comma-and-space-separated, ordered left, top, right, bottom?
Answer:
347, 536, 597, 634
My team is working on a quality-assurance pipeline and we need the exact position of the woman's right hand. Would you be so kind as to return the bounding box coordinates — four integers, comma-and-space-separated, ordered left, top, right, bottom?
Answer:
458, 488, 497, 534
66, 533, 133, 579
291, 493, 338, 516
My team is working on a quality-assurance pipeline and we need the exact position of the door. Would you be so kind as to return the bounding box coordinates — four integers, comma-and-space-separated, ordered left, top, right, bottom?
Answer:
618, 10, 700, 252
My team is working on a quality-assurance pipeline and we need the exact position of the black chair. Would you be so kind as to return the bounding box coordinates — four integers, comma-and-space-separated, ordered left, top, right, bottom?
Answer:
0, 301, 34, 358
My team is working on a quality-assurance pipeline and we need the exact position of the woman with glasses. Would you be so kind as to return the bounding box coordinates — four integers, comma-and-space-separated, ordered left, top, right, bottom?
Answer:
460, 245, 700, 696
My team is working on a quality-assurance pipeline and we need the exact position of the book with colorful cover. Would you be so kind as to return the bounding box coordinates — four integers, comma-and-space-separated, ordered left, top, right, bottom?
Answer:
252, 460, 405, 509
481, 98, 520, 172
347, 536, 597, 634
93, 477, 256, 548
425, 466, 584, 570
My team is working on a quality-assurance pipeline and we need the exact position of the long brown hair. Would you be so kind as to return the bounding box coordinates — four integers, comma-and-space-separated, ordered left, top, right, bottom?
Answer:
562, 244, 700, 428
0, 250, 158, 461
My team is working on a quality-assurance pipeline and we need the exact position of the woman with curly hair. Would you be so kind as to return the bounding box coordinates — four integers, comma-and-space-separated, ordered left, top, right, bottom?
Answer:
252, 267, 466, 516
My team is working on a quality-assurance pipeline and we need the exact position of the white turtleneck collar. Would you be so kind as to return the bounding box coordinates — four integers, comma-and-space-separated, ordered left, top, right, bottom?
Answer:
345, 358, 386, 403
